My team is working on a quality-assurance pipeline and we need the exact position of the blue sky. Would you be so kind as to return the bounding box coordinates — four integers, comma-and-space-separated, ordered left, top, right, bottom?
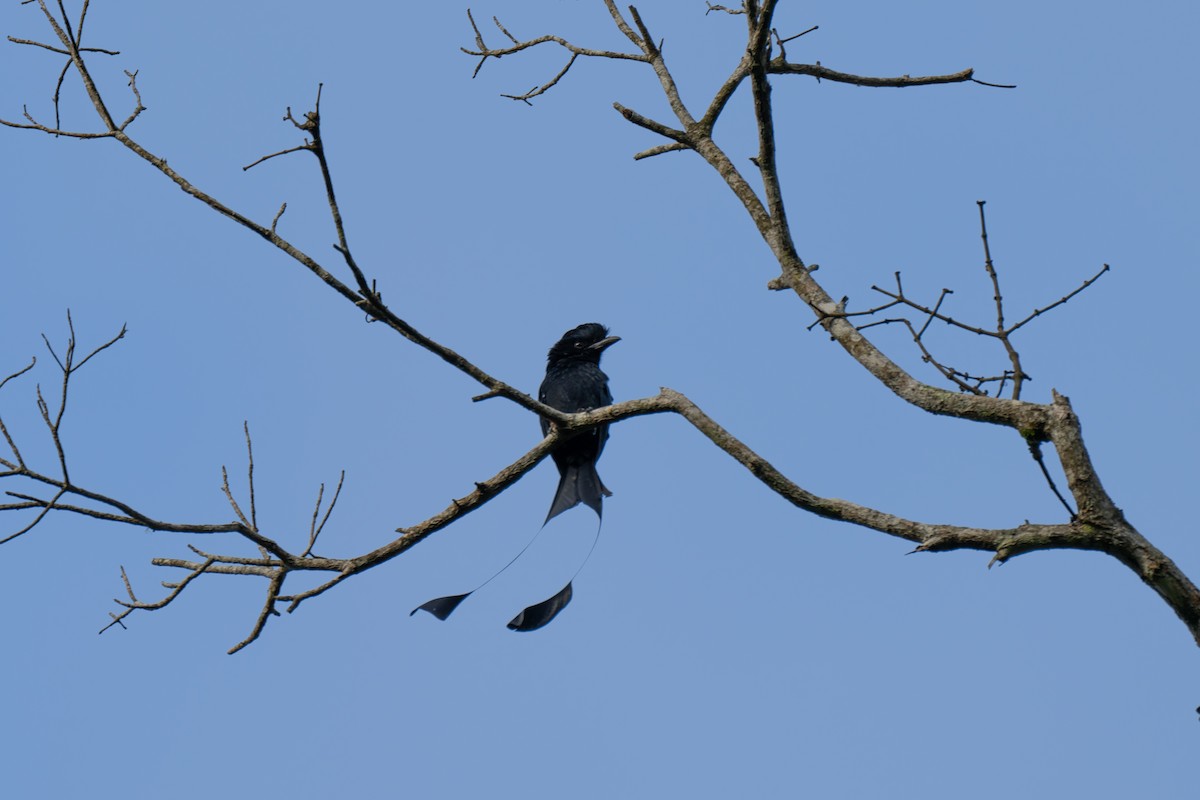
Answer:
2, 1, 1197, 797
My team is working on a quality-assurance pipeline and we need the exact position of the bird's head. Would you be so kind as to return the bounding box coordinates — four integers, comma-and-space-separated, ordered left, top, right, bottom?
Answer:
547, 323, 620, 366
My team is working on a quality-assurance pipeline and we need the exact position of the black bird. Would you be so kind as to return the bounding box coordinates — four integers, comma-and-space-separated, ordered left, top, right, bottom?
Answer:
411, 323, 620, 631
538, 322, 620, 523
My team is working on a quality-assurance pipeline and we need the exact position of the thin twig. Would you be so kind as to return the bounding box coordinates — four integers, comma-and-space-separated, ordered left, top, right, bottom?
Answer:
279, 569, 353, 613
1008, 264, 1111, 333
705, 3, 746, 16
633, 142, 691, 160
243, 144, 310, 171
463, 7, 648, 99
501, 54, 578, 104
243, 421, 256, 531
0, 358, 37, 392
220, 465, 251, 529
777, 25, 818, 45
302, 470, 344, 558
0, 486, 67, 544
1028, 440, 1076, 519
977, 201, 1026, 399
72, 322, 127, 372
228, 571, 285, 655
271, 202, 287, 233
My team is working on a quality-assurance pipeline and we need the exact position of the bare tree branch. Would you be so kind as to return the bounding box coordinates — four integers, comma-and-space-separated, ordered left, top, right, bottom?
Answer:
1009, 263, 1111, 333
769, 60, 978, 87
303, 471, 344, 559
1, 0, 1194, 653
977, 201, 1029, 398
461, 6, 648, 98
633, 141, 691, 160
228, 570, 284, 655
502, 53, 578, 104
706, 3, 746, 16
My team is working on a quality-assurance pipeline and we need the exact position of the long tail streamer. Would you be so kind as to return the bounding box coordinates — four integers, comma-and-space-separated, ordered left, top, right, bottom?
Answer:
507, 518, 602, 632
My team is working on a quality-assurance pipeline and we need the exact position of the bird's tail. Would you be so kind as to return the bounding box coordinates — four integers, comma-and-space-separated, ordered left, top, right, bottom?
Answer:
410, 524, 550, 621
509, 512, 603, 632
413, 464, 610, 629
545, 462, 612, 524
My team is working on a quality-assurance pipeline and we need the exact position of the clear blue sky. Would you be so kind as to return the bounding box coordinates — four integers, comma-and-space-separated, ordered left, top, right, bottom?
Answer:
2, 2, 1197, 797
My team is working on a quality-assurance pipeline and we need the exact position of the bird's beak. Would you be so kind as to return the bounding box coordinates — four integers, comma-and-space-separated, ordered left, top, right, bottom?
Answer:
589, 335, 621, 352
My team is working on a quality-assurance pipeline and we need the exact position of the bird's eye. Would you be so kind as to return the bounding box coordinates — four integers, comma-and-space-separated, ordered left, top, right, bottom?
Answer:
574, 342, 584, 348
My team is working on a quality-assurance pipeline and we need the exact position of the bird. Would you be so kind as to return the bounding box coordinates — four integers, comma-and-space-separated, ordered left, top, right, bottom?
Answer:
538, 322, 620, 523
411, 323, 620, 631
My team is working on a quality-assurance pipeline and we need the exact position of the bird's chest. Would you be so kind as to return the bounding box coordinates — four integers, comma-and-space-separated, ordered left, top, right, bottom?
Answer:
538, 364, 610, 411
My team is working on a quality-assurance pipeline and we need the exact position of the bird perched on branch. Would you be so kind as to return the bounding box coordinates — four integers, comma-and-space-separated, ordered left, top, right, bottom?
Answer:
538, 322, 620, 523
411, 323, 620, 631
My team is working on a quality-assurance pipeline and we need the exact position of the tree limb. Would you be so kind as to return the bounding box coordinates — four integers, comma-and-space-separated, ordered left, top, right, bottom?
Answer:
1, 0, 1194, 652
